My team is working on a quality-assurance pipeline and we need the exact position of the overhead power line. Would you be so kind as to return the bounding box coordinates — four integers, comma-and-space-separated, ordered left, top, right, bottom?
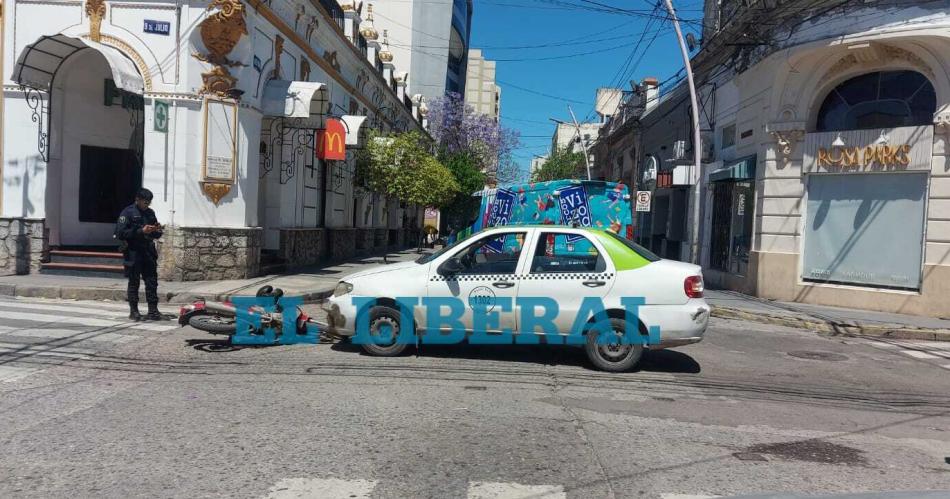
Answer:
496, 79, 591, 105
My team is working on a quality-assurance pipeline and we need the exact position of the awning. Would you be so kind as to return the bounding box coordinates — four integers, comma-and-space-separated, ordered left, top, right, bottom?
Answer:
262, 80, 327, 118
709, 155, 756, 182
13, 34, 144, 92
340, 115, 368, 145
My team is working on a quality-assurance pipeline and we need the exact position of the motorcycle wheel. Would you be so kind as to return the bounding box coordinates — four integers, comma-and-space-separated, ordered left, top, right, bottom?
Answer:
188, 315, 237, 335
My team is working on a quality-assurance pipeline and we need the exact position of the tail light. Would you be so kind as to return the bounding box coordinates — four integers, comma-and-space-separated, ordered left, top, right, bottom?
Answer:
684, 275, 704, 298
625, 225, 635, 240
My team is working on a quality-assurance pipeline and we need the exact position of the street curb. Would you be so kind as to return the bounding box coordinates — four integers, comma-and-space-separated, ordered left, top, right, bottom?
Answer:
0, 284, 335, 306
711, 306, 950, 342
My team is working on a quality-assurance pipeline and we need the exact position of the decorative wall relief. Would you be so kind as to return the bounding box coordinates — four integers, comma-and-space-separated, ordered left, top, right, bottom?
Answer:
306, 15, 319, 42
85, 0, 107, 42
324, 50, 341, 72
194, 0, 248, 98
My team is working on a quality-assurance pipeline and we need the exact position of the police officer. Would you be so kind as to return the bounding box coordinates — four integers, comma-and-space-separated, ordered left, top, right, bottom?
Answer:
115, 188, 164, 321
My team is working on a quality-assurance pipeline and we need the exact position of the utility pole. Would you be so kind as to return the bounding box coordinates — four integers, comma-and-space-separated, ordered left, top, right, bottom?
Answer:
663, 0, 703, 265
568, 105, 592, 180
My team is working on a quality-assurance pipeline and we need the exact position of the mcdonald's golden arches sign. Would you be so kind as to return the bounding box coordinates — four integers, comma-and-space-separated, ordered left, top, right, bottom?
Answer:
316, 119, 346, 161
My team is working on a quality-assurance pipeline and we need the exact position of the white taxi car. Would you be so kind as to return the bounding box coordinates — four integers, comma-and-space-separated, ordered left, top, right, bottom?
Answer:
323, 226, 709, 372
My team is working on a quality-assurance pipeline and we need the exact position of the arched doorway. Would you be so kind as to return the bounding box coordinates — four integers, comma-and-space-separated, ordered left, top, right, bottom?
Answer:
13, 35, 145, 248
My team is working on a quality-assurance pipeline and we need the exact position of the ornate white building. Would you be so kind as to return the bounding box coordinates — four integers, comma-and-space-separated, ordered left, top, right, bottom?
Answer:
0, 0, 429, 280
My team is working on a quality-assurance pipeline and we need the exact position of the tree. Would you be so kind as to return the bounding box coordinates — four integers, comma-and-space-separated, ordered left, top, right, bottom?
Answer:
356, 131, 459, 207
439, 152, 485, 231
530, 146, 586, 182
427, 92, 520, 180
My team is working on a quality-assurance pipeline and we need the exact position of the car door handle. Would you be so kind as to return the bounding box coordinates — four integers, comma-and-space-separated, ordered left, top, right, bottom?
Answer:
492, 281, 515, 289
583, 280, 606, 287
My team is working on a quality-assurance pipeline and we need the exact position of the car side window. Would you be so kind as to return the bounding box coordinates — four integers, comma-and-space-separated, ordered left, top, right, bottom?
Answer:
454, 232, 526, 274
531, 232, 606, 273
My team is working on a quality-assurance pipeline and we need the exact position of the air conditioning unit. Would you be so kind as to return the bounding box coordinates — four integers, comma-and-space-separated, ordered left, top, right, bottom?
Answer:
673, 140, 686, 160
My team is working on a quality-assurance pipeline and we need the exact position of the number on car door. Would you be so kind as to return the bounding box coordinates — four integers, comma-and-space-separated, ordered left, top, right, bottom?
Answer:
426, 231, 528, 334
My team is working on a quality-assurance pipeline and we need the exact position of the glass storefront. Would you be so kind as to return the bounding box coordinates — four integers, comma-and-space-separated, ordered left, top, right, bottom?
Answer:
710, 180, 754, 275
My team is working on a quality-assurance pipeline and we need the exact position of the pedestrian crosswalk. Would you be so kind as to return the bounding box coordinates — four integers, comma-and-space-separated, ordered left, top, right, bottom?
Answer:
866, 338, 950, 369
263, 478, 568, 499
0, 296, 178, 383
260, 477, 715, 499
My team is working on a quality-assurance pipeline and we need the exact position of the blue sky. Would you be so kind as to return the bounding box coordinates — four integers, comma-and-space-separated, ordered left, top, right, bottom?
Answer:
467, 0, 706, 172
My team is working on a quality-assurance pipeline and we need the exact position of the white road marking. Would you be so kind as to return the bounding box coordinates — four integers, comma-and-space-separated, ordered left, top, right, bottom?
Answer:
659, 495, 720, 499
942, 364, 950, 370
0, 327, 140, 343
902, 350, 940, 360
467, 481, 566, 499
0, 300, 131, 318
263, 478, 376, 499
0, 309, 176, 332
0, 365, 39, 382
869, 341, 898, 349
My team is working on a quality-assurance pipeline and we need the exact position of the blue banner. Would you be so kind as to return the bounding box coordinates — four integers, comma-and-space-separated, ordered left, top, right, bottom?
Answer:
556, 185, 592, 241
488, 188, 516, 227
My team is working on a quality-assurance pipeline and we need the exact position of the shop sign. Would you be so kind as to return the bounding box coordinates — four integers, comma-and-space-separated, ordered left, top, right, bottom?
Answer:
803, 126, 933, 173
635, 191, 652, 212
316, 119, 346, 161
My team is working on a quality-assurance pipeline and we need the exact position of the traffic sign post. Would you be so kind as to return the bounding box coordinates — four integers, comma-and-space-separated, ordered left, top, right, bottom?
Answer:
153, 99, 169, 133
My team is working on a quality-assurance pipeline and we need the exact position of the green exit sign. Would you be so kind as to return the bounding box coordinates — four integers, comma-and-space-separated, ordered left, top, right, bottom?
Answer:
154, 100, 169, 133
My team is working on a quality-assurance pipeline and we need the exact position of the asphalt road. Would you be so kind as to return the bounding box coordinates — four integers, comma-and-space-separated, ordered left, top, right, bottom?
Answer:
1, 296, 949, 498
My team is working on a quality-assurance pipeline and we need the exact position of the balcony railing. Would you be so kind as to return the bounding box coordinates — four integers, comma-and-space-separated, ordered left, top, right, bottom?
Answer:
319, 0, 344, 30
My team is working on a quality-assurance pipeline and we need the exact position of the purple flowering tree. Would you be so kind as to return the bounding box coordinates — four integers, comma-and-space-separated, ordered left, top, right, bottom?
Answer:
427, 92, 521, 185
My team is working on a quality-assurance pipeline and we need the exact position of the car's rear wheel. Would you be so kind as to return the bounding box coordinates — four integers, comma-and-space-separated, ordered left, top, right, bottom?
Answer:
584, 317, 644, 372
359, 305, 412, 357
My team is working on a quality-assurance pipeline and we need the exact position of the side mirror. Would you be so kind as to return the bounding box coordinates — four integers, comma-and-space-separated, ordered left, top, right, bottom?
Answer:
439, 257, 464, 275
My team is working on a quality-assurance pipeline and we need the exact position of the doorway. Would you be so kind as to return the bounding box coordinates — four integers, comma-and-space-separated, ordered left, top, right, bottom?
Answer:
48, 49, 144, 247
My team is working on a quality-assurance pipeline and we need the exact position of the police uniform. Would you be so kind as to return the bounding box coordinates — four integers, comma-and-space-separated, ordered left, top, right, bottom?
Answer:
114, 203, 163, 319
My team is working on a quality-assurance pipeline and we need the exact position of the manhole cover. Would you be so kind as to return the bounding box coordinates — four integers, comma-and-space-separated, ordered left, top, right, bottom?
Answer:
787, 350, 848, 361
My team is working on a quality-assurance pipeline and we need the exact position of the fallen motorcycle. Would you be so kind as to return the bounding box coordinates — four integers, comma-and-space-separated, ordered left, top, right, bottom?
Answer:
179, 286, 324, 345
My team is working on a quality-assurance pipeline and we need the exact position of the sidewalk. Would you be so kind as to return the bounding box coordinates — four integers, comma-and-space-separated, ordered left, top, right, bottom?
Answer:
707, 289, 950, 341
0, 249, 427, 305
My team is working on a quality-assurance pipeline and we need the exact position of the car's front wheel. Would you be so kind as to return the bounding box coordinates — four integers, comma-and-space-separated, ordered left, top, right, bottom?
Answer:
584, 317, 645, 372
359, 305, 412, 357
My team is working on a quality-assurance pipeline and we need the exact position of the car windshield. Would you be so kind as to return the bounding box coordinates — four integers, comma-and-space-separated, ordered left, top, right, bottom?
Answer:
415, 236, 470, 264
604, 231, 662, 262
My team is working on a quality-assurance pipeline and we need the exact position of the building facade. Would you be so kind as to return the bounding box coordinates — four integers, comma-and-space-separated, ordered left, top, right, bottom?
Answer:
1, 0, 429, 279
692, 0, 950, 316
372, 0, 472, 103
464, 49, 500, 120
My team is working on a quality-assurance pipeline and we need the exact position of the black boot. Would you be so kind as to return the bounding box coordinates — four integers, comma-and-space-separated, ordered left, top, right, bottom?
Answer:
146, 303, 163, 321
129, 303, 142, 321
